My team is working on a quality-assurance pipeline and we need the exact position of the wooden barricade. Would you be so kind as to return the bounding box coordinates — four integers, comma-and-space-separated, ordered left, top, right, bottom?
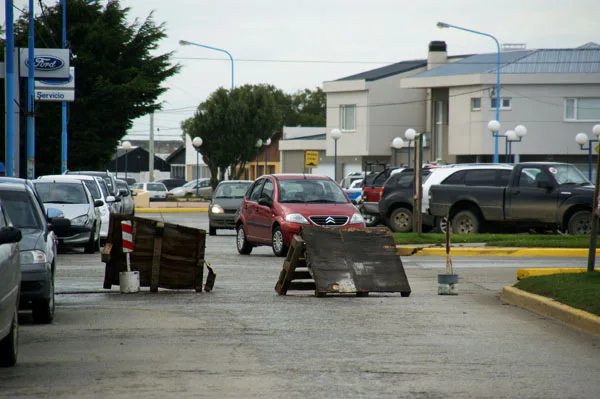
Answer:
102, 214, 211, 292
276, 226, 411, 297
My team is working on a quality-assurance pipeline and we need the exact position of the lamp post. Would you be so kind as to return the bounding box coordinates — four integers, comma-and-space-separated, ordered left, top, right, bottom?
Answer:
392, 137, 404, 166
255, 139, 263, 179
192, 137, 203, 197
405, 128, 417, 166
575, 124, 600, 180
330, 129, 342, 182
263, 138, 271, 173
505, 125, 527, 163
122, 141, 132, 180
438, 21, 502, 163
179, 40, 234, 92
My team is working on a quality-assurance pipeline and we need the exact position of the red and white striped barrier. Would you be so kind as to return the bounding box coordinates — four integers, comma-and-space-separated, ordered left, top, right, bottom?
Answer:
122, 220, 134, 253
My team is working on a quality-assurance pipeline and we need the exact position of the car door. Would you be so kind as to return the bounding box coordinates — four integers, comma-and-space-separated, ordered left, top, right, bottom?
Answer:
243, 179, 265, 240
505, 167, 559, 223
0, 205, 19, 330
254, 178, 275, 242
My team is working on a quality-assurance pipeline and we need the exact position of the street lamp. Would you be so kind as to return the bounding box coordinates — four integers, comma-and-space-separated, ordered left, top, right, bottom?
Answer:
264, 138, 272, 173
392, 137, 404, 166
575, 124, 600, 180
179, 40, 234, 92
330, 128, 342, 182
505, 125, 527, 163
438, 21, 502, 163
122, 141, 131, 180
192, 137, 203, 197
405, 128, 417, 166
255, 139, 263, 178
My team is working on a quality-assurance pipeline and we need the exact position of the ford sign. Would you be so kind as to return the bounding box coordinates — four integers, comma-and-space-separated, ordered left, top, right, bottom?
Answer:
25, 55, 65, 71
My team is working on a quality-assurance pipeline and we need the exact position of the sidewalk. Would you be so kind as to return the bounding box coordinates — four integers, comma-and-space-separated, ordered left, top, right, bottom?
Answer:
136, 200, 209, 213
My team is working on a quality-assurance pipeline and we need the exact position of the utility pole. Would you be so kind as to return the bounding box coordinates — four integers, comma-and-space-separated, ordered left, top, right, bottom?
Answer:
149, 112, 155, 182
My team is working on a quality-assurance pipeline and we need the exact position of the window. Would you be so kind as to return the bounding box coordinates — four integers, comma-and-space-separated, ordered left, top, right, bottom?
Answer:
470, 98, 481, 111
340, 105, 356, 131
248, 179, 264, 201
490, 98, 512, 109
564, 98, 600, 121
441, 170, 466, 185
262, 179, 274, 200
464, 170, 500, 186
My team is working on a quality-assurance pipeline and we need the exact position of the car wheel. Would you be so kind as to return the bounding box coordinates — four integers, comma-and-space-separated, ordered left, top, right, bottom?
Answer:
432, 217, 449, 234
32, 278, 55, 324
452, 210, 480, 234
567, 210, 592, 235
209, 225, 217, 236
271, 226, 289, 257
0, 305, 18, 367
84, 225, 96, 254
236, 225, 253, 255
389, 207, 413, 233
363, 213, 380, 227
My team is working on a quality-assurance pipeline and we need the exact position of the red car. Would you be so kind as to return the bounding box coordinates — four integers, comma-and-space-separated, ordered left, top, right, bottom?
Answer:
235, 174, 366, 256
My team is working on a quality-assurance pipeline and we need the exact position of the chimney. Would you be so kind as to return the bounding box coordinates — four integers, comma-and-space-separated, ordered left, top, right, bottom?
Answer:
427, 41, 447, 70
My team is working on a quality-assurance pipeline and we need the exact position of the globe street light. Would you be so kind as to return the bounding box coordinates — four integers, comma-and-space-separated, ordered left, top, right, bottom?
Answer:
575, 124, 600, 180
505, 124, 527, 163
405, 128, 417, 166
255, 139, 263, 178
330, 128, 342, 182
439, 21, 502, 163
192, 137, 203, 197
122, 141, 132, 180
391, 137, 404, 166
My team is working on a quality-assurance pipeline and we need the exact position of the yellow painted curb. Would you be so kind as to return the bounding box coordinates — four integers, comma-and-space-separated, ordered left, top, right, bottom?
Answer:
135, 208, 208, 213
396, 246, 598, 257
516, 268, 598, 280
500, 286, 600, 338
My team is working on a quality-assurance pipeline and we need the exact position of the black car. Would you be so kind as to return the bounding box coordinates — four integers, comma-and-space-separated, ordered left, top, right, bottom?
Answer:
156, 178, 187, 191
0, 181, 70, 323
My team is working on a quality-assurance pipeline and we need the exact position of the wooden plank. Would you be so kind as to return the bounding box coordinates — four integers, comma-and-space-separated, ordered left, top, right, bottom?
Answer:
150, 222, 164, 293
194, 230, 206, 292
275, 236, 306, 295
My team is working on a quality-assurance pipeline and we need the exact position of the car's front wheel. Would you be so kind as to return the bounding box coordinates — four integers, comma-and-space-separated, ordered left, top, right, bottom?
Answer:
389, 207, 413, 233
209, 224, 217, 236
32, 278, 55, 324
271, 226, 289, 257
236, 225, 253, 255
567, 210, 592, 235
0, 306, 18, 367
84, 225, 96, 254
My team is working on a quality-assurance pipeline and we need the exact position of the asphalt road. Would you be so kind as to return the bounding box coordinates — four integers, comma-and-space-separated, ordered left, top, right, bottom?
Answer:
1, 212, 599, 398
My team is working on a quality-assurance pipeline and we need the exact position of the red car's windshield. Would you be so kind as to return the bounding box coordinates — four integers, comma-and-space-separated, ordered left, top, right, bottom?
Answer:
278, 180, 348, 204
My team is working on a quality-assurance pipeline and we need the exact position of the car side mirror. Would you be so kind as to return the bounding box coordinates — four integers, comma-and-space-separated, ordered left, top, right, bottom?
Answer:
94, 199, 104, 207
0, 226, 22, 244
46, 208, 64, 220
258, 197, 272, 207
351, 199, 357, 205
131, 191, 137, 196
119, 189, 129, 197
106, 195, 116, 203
537, 180, 553, 191
49, 217, 71, 230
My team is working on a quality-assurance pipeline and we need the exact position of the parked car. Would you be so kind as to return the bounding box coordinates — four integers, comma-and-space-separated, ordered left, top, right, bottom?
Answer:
235, 174, 366, 257
131, 182, 169, 201
33, 179, 103, 253
168, 178, 213, 198
156, 178, 187, 192
121, 177, 137, 187
115, 179, 136, 216
428, 162, 594, 234
66, 170, 121, 213
343, 179, 363, 202
0, 182, 70, 324
359, 167, 404, 226
208, 180, 252, 236
38, 174, 117, 242
0, 200, 23, 367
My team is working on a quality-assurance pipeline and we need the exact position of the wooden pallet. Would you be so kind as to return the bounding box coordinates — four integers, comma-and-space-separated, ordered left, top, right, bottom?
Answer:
275, 236, 315, 295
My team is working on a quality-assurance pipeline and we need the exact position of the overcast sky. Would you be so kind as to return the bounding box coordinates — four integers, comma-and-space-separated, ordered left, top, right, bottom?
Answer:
4, 0, 600, 141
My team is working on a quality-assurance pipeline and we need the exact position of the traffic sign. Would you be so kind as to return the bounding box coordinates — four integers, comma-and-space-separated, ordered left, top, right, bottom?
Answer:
305, 151, 319, 168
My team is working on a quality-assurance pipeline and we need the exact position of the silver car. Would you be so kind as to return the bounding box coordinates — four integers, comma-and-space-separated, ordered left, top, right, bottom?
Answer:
115, 179, 135, 216
33, 179, 103, 253
208, 180, 252, 235
132, 182, 169, 201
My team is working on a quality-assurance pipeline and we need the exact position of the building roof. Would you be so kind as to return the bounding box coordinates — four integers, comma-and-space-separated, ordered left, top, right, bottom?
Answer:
409, 43, 600, 78
336, 59, 428, 82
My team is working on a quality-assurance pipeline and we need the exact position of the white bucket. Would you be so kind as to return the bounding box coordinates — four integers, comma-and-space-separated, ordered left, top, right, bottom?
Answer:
119, 271, 140, 293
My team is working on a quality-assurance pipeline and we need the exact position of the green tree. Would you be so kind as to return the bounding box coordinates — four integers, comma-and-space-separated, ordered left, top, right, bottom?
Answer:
287, 87, 326, 127
181, 85, 282, 187
0, 0, 179, 175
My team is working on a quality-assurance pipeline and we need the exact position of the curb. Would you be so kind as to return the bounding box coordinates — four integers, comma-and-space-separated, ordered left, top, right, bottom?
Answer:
516, 268, 598, 280
500, 286, 600, 338
135, 208, 208, 213
396, 246, 599, 257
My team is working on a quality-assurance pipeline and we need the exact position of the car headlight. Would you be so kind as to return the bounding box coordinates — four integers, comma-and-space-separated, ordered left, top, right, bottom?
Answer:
350, 213, 365, 224
285, 213, 309, 224
71, 215, 89, 226
20, 250, 47, 264
211, 204, 224, 214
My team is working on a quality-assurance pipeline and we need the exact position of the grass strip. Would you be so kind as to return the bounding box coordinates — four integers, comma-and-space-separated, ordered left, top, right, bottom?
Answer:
393, 233, 594, 248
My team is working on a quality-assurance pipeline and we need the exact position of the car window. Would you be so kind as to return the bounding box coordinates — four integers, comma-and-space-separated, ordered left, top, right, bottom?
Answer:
132, 183, 143, 190
97, 178, 110, 197
248, 179, 264, 201
34, 182, 88, 204
147, 183, 167, 192
215, 183, 251, 198
442, 170, 466, 185
0, 205, 7, 228
497, 170, 512, 186
82, 180, 101, 199
262, 179, 274, 200
0, 190, 42, 229
464, 170, 499, 186
279, 179, 348, 203
116, 180, 129, 191
518, 168, 539, 188
200, 180, 210, 188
